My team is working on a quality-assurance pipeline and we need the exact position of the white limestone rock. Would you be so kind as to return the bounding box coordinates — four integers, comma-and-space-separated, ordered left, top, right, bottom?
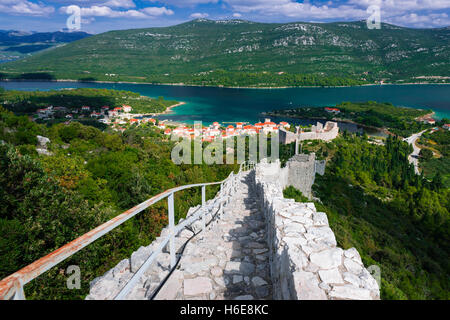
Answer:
183, 277, 213, 296
312, 211, 329, 226
292, 271, 327, 300
343, 272, 362, 287
329, 285, 372, 300
180, 256, 219, 274
344, 258, 363, 274
305, 226, 337, 246
318, 268, 344, 284
309, 248, 343, 270
154, 270, 183, 300
283, 235, 307, 248
359, 268, 380, 292
284, 223, 306, 234
289, 215, 313, 226
288, 247, 308, 269
130, 246, 153, 272
37, 135, 50, 148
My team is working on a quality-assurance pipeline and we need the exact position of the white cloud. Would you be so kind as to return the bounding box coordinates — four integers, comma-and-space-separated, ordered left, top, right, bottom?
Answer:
220, 0, 450, 27
232, 12, 242, 18
103, 0, 136, 9
141, 6, 174, 16
190, 12, 209, 18
386, 12, 450, 28
223, 0, 367, 20
145, 0, 218, 8
77, 6, 147, 18
0, 0, 54, 16
60, 5, 174, 18
348, 0, 450, 11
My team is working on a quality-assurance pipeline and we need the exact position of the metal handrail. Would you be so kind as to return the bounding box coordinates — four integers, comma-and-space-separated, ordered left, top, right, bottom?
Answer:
0, 160, 256, 300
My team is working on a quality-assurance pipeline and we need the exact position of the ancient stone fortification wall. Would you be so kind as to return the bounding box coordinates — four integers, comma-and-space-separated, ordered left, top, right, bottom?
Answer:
279, 127, 298, 144
254, 161, 380, 300
285, 154, 317, 199
279, 122, 339, 145
256, 154, 323, 199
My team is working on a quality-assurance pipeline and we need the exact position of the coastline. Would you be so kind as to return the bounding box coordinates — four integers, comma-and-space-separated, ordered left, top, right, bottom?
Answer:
1, 78, 449, 90
267, 112, 393, 136
155, 101, 186, 115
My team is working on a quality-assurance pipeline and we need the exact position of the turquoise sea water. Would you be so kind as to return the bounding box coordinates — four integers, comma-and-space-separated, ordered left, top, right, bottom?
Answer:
1, 81, 449, 125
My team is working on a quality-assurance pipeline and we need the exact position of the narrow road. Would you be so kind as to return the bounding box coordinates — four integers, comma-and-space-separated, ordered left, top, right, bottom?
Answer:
404, 130, 427, 174
153, 171, 272, 300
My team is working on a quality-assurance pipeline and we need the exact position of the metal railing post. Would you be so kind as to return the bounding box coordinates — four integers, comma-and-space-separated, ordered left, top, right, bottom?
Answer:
168, 193, 176, 269
13, 281, 25, 300
201, 185, 206, 231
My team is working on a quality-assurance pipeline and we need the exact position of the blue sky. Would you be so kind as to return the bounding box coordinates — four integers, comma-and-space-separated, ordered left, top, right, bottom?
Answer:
0, 0, 449, 33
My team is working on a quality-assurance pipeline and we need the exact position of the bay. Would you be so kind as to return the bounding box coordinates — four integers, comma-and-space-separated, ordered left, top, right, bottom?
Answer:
1, 81, 449, 127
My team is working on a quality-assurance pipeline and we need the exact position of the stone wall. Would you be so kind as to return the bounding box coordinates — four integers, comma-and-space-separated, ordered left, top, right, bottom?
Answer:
256, 154, 324, 199
254, 162, 380, 300
285, 154, 317, 199
279, 121, 339, 145
279, 127, 298, 144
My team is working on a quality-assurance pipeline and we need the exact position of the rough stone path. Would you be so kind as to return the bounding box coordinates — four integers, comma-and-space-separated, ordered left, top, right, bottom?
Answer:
154, 172, 272, 300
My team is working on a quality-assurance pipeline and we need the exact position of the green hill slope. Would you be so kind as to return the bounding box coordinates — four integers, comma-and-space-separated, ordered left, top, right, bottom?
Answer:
1, 19, 449, 87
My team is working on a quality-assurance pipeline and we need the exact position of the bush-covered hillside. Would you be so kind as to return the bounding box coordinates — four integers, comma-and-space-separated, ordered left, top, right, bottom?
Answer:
0, 88, 178, 115
282, 134, 449, 299
0, 106, 237, 299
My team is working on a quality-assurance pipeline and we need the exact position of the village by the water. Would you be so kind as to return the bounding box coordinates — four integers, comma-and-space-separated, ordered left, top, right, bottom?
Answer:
34, 103, 449, 144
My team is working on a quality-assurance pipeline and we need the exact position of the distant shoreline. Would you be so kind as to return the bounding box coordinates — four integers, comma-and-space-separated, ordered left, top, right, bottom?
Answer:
1, 78, 449, 90
155, 101, 186, 115
267, 112, 392, 136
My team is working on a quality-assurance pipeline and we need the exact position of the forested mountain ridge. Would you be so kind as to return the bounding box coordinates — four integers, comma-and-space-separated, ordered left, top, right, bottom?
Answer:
1, 19, 449, 86
0, 30, 90, 64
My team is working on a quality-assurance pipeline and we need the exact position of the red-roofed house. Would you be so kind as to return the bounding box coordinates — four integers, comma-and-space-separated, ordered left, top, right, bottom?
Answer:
122, 105, 132, 113
81, 106, 90, 111
263, 121, 276, 127
443, 124, 450, 131
279, 121, 290, 129
164, 128, 172, 135
325, 107, 340, 114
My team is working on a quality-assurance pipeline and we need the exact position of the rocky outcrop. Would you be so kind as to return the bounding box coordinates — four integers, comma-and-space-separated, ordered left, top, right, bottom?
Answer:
36, 135, 52, 156
254, 161, 380, 300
